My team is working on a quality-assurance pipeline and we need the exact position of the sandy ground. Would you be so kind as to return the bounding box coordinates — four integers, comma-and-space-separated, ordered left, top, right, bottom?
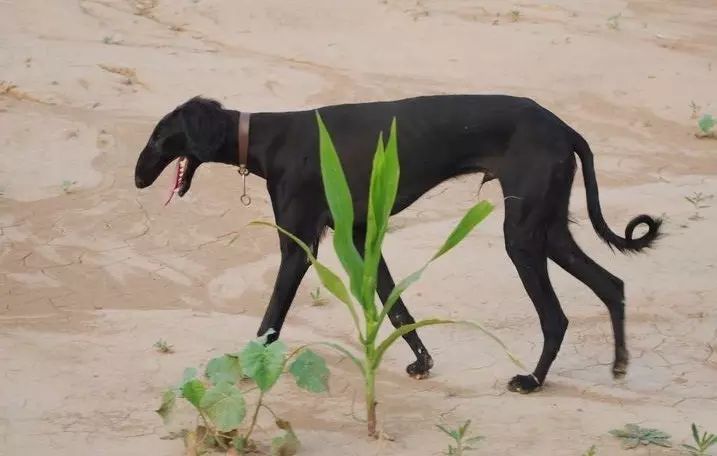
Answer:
1, 1, 716, 455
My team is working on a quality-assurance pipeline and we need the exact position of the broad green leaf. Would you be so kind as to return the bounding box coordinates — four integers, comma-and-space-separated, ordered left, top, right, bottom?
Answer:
233, 436, 248, 452
699, 114, 715, 134
374, 201, 494, 337
373, 318, 524, 371
316, 112, 364, 300
205, 354, 242, 385
180, 367, 197, 387
181, 379, 206, 409
250, 220, 362, 336
271, 419, 300, 456
155, 389, 176, 423
289, 349, 330, 393
199, 382, 246, 432
239, 340, 287, 392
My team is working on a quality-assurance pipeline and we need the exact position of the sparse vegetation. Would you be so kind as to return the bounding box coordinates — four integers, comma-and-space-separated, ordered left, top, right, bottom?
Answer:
154, 339, 174, 353
97, 64, 142, 86
609, 424, 672, 449
607, 13, 622, 30
510, 10, 520, 22
133, 0, 158, 17
682, 423, 717, 456
157, 334, 328, 454
582, 445, 597, 456
310, 287, 328, 306
102, 35, 123, 45
696, 114, 715, 138
437, 419, 483, 455
0, 80, 18, 95
61, 180, 77, 194
685, 192, 713, 209
685, 191, 713, 221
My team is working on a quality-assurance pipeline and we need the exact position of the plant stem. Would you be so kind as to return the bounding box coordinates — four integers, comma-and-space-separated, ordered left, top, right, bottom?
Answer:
244, 390, 265, 443
197, 410, 228, 451
365, 360, 377, 437
260, 403, 279, 420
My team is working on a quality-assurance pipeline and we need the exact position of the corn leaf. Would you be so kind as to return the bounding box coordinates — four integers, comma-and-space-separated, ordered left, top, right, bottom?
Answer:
316, 112, 364, 301
373, 318, 524, 371
362, 119, 400, 318
374, 201, 494, 337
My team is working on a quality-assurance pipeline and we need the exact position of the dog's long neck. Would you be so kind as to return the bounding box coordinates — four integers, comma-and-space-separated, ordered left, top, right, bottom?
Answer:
215, 109, 293, 180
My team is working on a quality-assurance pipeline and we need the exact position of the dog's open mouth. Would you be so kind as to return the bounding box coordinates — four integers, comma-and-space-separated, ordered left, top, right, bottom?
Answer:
164, 156, 195, 206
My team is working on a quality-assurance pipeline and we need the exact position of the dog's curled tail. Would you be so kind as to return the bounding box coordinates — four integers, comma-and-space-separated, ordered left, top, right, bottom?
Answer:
571, 129, 662, 253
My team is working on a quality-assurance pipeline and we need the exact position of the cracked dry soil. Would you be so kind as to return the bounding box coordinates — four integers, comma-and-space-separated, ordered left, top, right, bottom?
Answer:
1, 1, 716, 455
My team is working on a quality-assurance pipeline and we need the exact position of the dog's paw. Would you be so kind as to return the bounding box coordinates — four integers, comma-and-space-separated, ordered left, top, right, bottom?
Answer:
612, 347, 629, 379
507, 374, 542, 394
406, 356, 434, 380
612, 358, 628, 379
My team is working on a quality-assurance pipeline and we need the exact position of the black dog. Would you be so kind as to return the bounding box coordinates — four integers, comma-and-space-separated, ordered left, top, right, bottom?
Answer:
135, 95, 661, 393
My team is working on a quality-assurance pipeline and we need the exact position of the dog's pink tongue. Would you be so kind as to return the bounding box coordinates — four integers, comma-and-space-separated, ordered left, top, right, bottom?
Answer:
164, 159, 181, 206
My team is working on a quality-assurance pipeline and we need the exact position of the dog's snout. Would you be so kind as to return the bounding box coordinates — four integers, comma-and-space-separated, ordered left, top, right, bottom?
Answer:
135, 175, 146, 188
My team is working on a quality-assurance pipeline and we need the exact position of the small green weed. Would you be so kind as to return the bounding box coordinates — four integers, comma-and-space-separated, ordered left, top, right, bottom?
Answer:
682, 423, 717, 456
607, 13, 622, 30
582, 445, 597, 456
510, 10, 520, 22
61, 180, 77, 194
609, 424, 672, 449
685, 192, 713, 221
437, 419, 483, 455
685, 192, 713, 210
154, 339, 174, 354
310, 287, 328, 306
696, 114, 715, 138
102, 35, 123, 45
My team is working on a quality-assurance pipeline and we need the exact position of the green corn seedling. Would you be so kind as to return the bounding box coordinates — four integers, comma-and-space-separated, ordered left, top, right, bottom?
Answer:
437, 419, 483, 455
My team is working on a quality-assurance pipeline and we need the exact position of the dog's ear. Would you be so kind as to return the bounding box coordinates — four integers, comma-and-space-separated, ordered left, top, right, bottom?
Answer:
178, 97, 228, 162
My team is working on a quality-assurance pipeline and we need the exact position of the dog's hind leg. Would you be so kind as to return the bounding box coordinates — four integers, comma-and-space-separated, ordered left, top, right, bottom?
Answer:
354, 228, 434, 379
501, 153, 572, 393
547, 223, 628, 378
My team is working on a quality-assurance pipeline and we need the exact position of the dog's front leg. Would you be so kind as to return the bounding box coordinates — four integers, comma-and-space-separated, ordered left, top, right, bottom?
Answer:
258, 245, 312, 343
258, 194, 325, 343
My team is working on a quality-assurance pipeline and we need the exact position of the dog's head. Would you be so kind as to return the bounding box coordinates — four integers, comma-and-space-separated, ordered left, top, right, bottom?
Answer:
134, 97, 229, 204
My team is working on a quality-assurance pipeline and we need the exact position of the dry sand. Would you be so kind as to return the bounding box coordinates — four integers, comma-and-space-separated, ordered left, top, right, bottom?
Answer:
1, 1, 716, 455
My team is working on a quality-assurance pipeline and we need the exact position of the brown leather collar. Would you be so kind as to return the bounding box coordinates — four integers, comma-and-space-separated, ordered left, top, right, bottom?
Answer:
238, 111, 251, 175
